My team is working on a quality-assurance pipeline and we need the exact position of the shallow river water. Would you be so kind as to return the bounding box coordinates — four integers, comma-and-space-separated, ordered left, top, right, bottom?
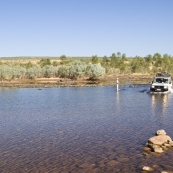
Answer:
1, 85, 173, 173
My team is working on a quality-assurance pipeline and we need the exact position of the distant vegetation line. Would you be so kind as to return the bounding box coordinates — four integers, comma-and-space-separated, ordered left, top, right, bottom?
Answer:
0, 52, 173, 81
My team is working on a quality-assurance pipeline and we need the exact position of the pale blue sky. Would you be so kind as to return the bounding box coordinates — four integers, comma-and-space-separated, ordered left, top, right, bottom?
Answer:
0, 0, 173, 57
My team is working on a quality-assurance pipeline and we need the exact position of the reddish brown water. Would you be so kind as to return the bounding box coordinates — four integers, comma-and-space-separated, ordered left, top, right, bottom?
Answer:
1, 86, 173, 172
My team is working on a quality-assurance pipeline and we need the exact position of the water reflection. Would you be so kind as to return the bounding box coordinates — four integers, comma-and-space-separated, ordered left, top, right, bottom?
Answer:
151, 94, 170, 117
115, 90, 120, 113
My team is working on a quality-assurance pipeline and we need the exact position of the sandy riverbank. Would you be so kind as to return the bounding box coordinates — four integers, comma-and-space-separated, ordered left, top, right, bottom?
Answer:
0, 74, 154, 88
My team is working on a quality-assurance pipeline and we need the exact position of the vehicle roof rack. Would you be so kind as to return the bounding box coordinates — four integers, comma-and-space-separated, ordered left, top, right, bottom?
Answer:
156, 72, 170, 77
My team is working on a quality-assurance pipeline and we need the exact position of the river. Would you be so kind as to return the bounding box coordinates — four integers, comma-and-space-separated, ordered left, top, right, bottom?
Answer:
0, 86, 173, 172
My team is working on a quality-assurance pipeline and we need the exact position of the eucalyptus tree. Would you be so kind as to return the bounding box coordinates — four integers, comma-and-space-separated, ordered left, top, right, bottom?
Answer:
153, 53, 162, 67
39, 58, 51, 68
25, 61, 33, 69
117, 52, 121, 58
162, 54, 171, 72
101, 56, 110, 73
153, 52, 162, 60
102, 56, 109, 65
60, 55, 67, 61
60, 55, 67, 65
163, 54, 170, 64
110, 53, 124, 69
122, 53, 127, 61
145, 54, 153, 64
131, 56, 148, 73
110, 53, 117, 67
91, 55, 99, 64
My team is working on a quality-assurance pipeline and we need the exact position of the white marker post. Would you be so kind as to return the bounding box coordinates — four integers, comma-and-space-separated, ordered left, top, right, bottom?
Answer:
116, 78, 119, 91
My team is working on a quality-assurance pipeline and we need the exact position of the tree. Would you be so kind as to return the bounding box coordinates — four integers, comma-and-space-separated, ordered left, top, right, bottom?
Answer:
39, 59, 51, 67
52, 61, 58, 66
102, 56, 109, 65
91, 55, 99, 64
60, 55, 67, 65
145, 54, 153, 64
60, 55, 67, 61
110, 53, 117, 67
110, 53, 123, 68
111, 53, 116, 58
153, 53, 162, 67
122, 54, 127, 61
117, 52, 121, 58
162, 54, 171, 72
131, 56, 148, 73
25, 61, 33, 69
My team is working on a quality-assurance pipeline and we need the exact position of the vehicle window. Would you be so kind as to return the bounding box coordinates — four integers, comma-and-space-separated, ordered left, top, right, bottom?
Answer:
155, 78, 162, 83
154, 78, 168, 83
163, 79, 168, 83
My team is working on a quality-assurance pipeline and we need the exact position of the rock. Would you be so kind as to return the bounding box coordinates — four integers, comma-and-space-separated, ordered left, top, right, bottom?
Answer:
143, 152, 149, 156
146, 142, 149, 146
152, 164, 158, 168
142, 166, 153, 171
117, 157, 129, 162
156, 129, 167, 135
148, 135, 172, 146
150, 152, 160, 156
107, 160, 118, 166
163, 143, 172, 147
145, 131, 173, 154
152, 146, 164, 153
168, 141, 173, 146
142, 147, 151, 151
162, 146, 169, 151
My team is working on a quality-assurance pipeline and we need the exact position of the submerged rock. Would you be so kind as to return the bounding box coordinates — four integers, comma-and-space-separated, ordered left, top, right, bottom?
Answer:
142, 166, 153, 171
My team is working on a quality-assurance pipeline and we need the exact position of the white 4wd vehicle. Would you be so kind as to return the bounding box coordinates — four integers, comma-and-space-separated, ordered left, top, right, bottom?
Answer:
150, 73, 172, 92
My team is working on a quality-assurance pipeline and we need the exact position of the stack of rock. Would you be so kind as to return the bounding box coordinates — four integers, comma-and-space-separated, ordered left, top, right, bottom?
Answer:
146, 129, 173, 153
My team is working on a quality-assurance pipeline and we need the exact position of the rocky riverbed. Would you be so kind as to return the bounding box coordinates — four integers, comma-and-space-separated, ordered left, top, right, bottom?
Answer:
142, 130, 173, 172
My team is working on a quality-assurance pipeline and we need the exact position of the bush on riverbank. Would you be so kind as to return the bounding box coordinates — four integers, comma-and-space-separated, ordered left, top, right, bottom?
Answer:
0, 60, 106, 81
1, 52, 173, 81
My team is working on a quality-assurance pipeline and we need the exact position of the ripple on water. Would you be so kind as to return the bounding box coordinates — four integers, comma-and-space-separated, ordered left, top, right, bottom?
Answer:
0, 86, 173, 172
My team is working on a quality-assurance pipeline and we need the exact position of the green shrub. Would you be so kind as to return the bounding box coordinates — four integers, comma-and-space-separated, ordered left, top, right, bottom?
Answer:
27, 66, 42, 79
13, 66, 26, 79
0, 65, 13, 80
42, 65, 56, 78
57, 66, 69, 78
68, 60, 87, 79
86, 64, 105, 80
